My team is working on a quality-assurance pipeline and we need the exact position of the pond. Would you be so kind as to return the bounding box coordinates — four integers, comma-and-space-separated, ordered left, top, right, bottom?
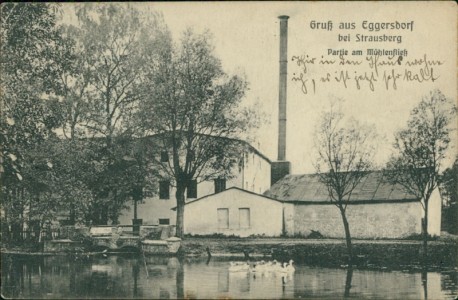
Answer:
1, 254, 457, 299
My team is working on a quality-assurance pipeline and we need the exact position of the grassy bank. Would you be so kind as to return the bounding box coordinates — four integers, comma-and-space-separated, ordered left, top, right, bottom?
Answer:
181, 238, 457, 270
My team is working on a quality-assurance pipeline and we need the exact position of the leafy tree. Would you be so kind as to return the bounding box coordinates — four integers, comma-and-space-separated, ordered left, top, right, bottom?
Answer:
56, 4, 168, 224
440, 158, 458, 234
313, 101, 378, 263
386, 89, 456, 257
55, 24, 93, 140
0, 3, 67, 238
137, 29, 254, 238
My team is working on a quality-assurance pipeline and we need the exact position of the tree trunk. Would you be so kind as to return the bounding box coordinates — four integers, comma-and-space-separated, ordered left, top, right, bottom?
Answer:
69, 203, 75, 225
175, 182, 186, 238
340, 208, 353, 264
133, 197, 138, 220
422, 210, 428, 262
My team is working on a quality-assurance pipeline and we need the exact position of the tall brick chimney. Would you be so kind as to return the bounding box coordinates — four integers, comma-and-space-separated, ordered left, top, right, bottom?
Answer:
271, 15, 291, 186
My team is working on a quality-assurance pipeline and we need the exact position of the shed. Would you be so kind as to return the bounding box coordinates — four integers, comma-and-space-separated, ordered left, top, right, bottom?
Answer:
177, 187, 284, 237
264, 171, 442, 239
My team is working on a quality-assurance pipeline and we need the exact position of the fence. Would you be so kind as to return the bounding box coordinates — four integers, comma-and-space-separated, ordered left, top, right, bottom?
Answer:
1, 224, 177, 245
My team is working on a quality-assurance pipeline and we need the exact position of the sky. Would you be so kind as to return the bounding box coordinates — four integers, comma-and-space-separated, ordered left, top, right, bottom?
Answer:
61, 2, 457, 174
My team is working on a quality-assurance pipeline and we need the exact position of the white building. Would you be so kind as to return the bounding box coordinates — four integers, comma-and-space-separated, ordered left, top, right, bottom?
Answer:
118, 137, 271, 226
178, 187, 283, 237
178, 171, 442, 239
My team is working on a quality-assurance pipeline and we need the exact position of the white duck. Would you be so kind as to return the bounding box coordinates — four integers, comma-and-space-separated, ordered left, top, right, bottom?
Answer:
256, 260, 268, 272
275, 262, 288, 274
229, 261, 249, 272
266, 260, 278, 271
286, 260, 295, 273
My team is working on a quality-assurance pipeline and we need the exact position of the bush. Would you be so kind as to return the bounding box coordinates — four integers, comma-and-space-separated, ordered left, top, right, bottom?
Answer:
404, 233, 439, 241
307, 230, 324, 239
184, 233, 242, 239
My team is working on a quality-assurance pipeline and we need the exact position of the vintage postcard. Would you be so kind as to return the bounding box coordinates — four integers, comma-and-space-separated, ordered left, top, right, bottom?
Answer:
1, 1, 457, 299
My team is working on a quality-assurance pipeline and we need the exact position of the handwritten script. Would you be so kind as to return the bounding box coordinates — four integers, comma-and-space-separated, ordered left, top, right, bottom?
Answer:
291, 54, 443, 94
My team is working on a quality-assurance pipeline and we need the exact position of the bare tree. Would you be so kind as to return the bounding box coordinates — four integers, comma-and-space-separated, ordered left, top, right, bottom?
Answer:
137, 29, 255, 238
313, 101, 377, 263
386, 89, 456, 258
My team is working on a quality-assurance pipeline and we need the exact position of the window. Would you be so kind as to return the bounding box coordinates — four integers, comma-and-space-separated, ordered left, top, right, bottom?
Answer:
239, 208, 250, 228
214, 178, 226, 194
217, 208, 229, 229
187, 180, 197, 198
159, 218, 170, 225
159, 180, 170, 199
160, 151, 169, 162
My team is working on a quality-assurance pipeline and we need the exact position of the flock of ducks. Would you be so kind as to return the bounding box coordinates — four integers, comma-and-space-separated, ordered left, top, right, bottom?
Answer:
229, 260, 295, 274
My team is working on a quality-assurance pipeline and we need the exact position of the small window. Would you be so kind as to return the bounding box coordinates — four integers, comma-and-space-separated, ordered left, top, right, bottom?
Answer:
217, 208, 229, 229
159, 218, 170, 225
239, 208, 250, 228
160, 151, 169, 162
187, 180, 197, 198
214, 178, 226, 194
159, 180, 170, 199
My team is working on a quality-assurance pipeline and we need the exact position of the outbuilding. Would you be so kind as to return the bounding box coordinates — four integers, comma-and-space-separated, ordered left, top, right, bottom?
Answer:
177, 187, 284, 237
265, 171, 442, 239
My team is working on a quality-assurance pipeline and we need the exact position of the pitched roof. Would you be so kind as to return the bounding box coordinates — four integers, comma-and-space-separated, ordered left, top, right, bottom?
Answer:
264, 171, 420, 204
143, 133, 271, 163
171, 187, 283, 210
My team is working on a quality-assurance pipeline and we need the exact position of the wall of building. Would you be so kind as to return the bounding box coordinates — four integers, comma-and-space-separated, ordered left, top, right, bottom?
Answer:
118, 149, 270, 226
241, 151, 271, 194
183, 188, 283, 237
118, 176, 242, 226
287, 201, 423, 239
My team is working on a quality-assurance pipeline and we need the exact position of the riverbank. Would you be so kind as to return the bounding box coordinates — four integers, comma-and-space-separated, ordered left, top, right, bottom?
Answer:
3, 237, 457, 270
181, 237, 458, 269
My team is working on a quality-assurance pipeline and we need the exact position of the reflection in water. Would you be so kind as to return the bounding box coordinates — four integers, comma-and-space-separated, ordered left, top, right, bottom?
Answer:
344, 266, 353, 298
176, 261, 184, 299
422, 266, 428, 300
1, 254, 457, 299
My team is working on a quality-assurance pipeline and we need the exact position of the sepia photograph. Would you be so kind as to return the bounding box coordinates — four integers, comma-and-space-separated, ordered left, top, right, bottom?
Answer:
1, 2, 457, 299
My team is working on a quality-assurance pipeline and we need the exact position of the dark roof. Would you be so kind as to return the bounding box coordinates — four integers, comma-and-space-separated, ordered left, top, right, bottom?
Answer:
264, 171, 420, 204
171, 187, 283, 210
143, 133, 271, 164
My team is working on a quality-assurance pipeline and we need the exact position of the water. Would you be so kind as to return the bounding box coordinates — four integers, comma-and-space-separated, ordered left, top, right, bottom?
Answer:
2, 254, 457, 299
